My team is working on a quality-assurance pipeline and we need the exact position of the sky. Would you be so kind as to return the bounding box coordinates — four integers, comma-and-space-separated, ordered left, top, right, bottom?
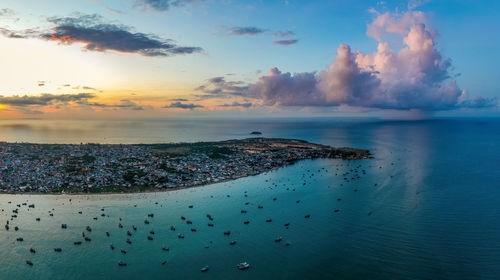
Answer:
0, 0, 499, 119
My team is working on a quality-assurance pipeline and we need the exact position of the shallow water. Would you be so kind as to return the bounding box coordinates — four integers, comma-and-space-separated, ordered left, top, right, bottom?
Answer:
1, 118, 500, 279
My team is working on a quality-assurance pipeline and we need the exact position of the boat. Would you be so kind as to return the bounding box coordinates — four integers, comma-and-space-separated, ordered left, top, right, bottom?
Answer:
229, 240, 237, 245
178, 234, 185, 239
61, 224, 67, 229
223, 230, 231, 235
16, 237, 23, 242
237, 262, 250, 270
85, 237, 91, 242
29, 248, 36, 253
54, 248, 62, 252
162, 247, 169, 251
121, 249, 127, 254
148, 236, 153, 240
118, 261, 127, 266
86, 226, 92, 232
26, 260, 33, 266
274, 236, 282, 242
74, 241, 82, 245
200, 265, 209, 272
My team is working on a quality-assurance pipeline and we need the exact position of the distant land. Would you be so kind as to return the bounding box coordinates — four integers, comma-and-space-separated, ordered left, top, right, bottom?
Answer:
0, 138, 371, 194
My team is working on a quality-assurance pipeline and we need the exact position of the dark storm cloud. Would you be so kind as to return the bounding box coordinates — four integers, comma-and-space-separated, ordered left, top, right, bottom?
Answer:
0, 14, 203, 57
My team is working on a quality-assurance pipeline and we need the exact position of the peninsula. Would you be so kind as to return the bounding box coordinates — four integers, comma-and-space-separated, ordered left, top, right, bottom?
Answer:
0, 138, 370, 194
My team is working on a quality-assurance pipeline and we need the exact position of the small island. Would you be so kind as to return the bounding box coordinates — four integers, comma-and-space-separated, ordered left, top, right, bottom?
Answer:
0, 138, 370, 194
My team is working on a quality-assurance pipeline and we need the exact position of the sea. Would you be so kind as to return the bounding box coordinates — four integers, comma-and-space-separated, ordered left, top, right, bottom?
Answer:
0, 118, 499, 280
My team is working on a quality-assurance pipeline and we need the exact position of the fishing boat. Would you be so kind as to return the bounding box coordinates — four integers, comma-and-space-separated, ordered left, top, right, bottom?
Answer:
237, 262, 250, 270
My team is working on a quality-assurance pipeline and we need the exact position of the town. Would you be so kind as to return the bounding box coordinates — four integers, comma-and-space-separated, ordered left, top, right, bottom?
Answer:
0, 138, 370, 194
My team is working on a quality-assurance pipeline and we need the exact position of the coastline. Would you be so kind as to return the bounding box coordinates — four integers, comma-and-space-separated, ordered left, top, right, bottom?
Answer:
0, 137, 371, 195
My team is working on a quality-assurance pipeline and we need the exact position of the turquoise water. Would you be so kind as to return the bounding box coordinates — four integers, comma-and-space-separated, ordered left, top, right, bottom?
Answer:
1, 118, 500, 279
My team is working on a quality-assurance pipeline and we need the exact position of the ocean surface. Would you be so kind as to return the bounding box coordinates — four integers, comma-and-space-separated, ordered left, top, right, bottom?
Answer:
0, 118, 499, 279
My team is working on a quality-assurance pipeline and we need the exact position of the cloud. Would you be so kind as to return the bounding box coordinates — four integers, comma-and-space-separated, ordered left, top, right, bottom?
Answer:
1, 14, 203, 57
82, 86, 97, 90
273, 30, 294, 38
136, 0, 203, 11
228, 26, 266, 36
0, 93, 95, 106
169, 98, 189, 101
219, 102, 252, 108
82, 99, 145, 110
244, 10, 494, 111
274, 39, 299, 46
0, 8, 15, 17
163, 101, 203, 109
195, 76, 248, 99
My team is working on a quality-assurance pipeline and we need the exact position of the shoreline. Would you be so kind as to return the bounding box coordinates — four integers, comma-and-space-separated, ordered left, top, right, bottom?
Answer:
0, 137, 371, 195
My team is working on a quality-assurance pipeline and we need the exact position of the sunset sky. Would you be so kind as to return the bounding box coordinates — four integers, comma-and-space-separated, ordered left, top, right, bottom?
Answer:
0, 0, 499, 119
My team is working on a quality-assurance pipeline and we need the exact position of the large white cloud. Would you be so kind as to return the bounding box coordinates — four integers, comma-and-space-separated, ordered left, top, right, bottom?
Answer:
245, 10, 494, 111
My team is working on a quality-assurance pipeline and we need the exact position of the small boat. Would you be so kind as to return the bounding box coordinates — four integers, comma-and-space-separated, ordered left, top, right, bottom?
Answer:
178, 234, 184, 239
127, 231, 132, 236
161, 260, 167, 265
16, 237, 23, 242
106, 232, 110, 237
148, 236, 153, 240
186, 220, 192, 225
86, 226, 92, 232
133, 226, 137, 231
208, 223, 214, 227
85, 237, 91, 242
121, 249, 127, 254
284, 223, 290, 227
144, 220, 150, 224
148, 213, 154, 217
110, 245, 115, 250
14, 226, 19, 231
274, 236, 282, 243
188, 205, 193, 208
118, 223, 123, 228
304, 214, 311, 218
229, 240, 237, 245
126, 239, 132, 244
191, 228, 197, 232
54, 248, 62, 252
26, 260, 33, 266
223, 231, 231, 235
118, 261, 127, 266
258, 206, 263, 209
200, 265, 209, 272
30, 248, 36, 253
243, 221, 250, 225
241, 210, 247, 214
237, 262, 250, 270
334, 209, 340, 213
266, 219, 272, 223
150, 230, 155, 235
162, 247, 169, 251
170, 226, 176, 231
35, 218, 40, 221
74, 241, 82, 245
180, 216, 186, 220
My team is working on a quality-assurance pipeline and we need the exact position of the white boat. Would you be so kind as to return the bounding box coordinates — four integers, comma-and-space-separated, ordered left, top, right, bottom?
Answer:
237, 262, 250, 270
